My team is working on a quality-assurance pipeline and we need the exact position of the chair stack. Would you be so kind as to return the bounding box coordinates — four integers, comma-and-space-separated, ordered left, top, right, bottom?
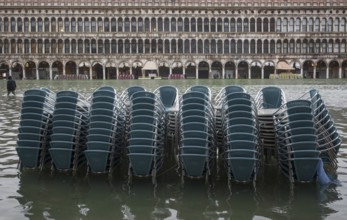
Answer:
85, 86, 125, 173
127, 91, 166, 178
17, 88, 56, 169
214, 86, 247, 152
221, 91, 260, 182
308, 89, 341, 170
179, 86, 215, 179
49, 91, 89, 171
255, 86, 286, 159
154, 86, 179, 146
274, 100, 321, 182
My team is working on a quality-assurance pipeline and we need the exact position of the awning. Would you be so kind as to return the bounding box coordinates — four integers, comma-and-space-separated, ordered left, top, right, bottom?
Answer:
142, 61, 158, 70
276, 61, 294, 70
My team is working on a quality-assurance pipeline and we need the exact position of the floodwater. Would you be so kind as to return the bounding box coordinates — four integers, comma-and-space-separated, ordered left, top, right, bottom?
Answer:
0, 79, 346, 220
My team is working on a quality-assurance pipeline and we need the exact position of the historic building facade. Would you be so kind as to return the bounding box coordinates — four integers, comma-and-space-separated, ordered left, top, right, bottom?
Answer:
0, 0, 347, 80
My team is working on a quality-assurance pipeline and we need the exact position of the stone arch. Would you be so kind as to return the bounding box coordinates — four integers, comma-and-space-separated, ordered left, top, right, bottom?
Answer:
38, 61, 50, 79
264, 61, 275, 79
198, 61, 209, 79
225, 61, 236, 79
211, 61, 222, 79
237, 61, 249, 79
316, 60, 327, 79
65, 61, 77, 75
92, 62, 103, 79
185, 61, 196, 79
24, 61, 36, 79
329, 60, 339, 79
250, 61, 262, 79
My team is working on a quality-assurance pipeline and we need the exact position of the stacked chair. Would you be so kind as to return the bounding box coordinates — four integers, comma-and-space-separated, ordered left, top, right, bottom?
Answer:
220, 90, 261, 182
154, 85, 179, 146
85, 86, 126, 174
178, 86, 216, 180
214, 86, 247, 151
17, 88, 56, 169
49, 91, 89, 171
302, 89, 341, 171
273, 100, 321, 182
255, 86, 286, 160
126, 91, 166, 181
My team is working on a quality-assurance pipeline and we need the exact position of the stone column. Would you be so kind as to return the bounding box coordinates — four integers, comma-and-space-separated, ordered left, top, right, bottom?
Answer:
313, 65, 316, 79
195, 66, 198, 79
339, 65, 342, 79
326, 67, 329, 79
49, 64, 53, 80
248, 66, 251, 79
235, 66, 238, 79
183, 66, 185, 78
89, 66, 92, 80
36, 65, 39, 80
103, 64, 106, 80
222, 65, 225, 79
261, 66, 264, 79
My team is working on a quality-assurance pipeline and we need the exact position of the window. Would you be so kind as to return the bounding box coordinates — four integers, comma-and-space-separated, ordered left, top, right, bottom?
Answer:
171, 18, 177, 32
211, 39, 216, 53
171, 40, 176, 53
24, 18, 29, 32
204, 39, 209, 54
224, 18, 229, 32
230, 40, 236, 53
44, 18, 49, 32
191, 18, 196, 32
263, 18, 268, 32
104, 18, 110, 32
118, 18, 123, 32
45, 39, 50, 53
78, 39, 83, 53
124, 17, 130, 32
65, 39, 70, 53
118, 40, 123, 53
250, 18, 255, 32
282, 18, 288, 32
289, 18, 294, 32
64, 18, 70, 32
31, 18, 36, 32
131, 18, 136, 32
302, 18, 307, 32
145, 39, 150, 53
78, 18, 83, 32
178, 18, 183, 32
91, 18, 96, 32
210, 18, 216, 32
184, 39, 190, 53
84, 18, 90, 32
244, 18, 249, 32
308, 18, 313, 32
264, 40, 269, 53
18, 18, 23, 32
277, 40, 283, 53
164, 18, 170, 32
191, 39, 196, 53
111, 39, 117, 53
71, 39, 76, 53
314, 18, 320, 32
144, 18, 150, 32
184, 18, 190, 32
11, 17, 16, 32
71, 18, 76, 32
197, 18, 202, 32
91, 39, 97, 53
98, 39, 103, 53
111, 18, 117, 32
276, 18, 281, 32
156, 18, 161, 32
151, 39, 157, 53
230, 18, 235, 32
4, 18, 9, 32
224, 39, 229, 54
237, 18, 242, 32
204, 18, 209, 32
295, 18, 300, 32
244, 40, 249, 54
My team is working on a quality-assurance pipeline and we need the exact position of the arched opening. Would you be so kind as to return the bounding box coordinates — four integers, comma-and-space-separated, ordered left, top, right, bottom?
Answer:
93, 63, 103, 79
225, 61, 236, 79
211, 61, 222, 79
38, 61, 50, 79
132, 61, 143, 80
24, 61, 36, 79
171, 62, 183, 79
12, 63, 23, 80
0, 62, 10, 79
303, 60, 314, 78
237, 61, 248, 79
52, 61, 64, 79
316, 60, 327, 79
65, 61, 77, 76
118, 62, 131, 80
342, 60, 347, 78
198, 61, 209, 79
185, 62, 196, 79
159, 62, 170, 78
105, 63, 117, 79
329, 61, 339, 79
250, 61, 261, 79
78, 62, 90, 79
264, 61, 275, 79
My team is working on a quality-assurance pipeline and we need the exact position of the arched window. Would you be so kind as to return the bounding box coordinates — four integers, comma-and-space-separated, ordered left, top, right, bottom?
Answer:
264, 40, 269, 53
111, 39, 117, 53
270, 18, 275, 32
111, 18, 117, 32
151, 18, 156, 32
334, 39, 340, 53
276, 18, 281, 32
58, 18, 63, 32
250, 18, 255, 32
78, 18, 83, 32
334, 18, 339, 32
230, 18, 235, 32
184, 18, 190, 32
178, 39, 183, 53
270, 40, 275, 53
283, 39, 288, 53
57, 39, 63, 53
98, 39, 104, 54
210, 18, 216, 32
144, 18, 149, 32
91, 39, 96, 53
104, 18, 109, 32
4, 17, 9, 32
204, 18, 209, 32
244, 40, 249, 54
78, 39, 83, 53
197, 18, 203, 32
327, 18, 333, 32
24, 39, 30, 53
296, 39, 301, 53
164, 18, 170, 32
158, 39, 163, 53
10, 17, 16, 32
105, 39, 110, 54
97, 18, 103, 32
24, 17, 30, 32
224, 18, 229, 32
164, 39, 170, 53
139, 18, 144, 32
237, 40, 242, 53
231, 40, 236, 53
315, 40, 320, 53
321, 18, 326, 32
282, 18, 288, 32
211, 39, 216, 53
124, 39, 130, 53
295, 18, 300, 32
84, 18, 90, 32
131, 39, 137, 53
341, 40, 346, 53
71, 39, 76, 54
204, 39, 209, 54
302, 39, 308, 53
191, 18, 196, 32
217, 18, 223, 32
71, 18, 76, 32
118, 18, 123, 32
289, 18, 294, 32
31, 17, 36, 32
44, 39, 50, 53
224, 39, 229, 54
131, 17, 136, 32
302, 18, 307, 32
276, 40, 282, 53
171, 18, 177, 32
124, 17, 130, 32
157, 18, 162, 32
138, 39, 143, 53
198, 39, 203, 53
256, 18, 262, 32
0, 18, 2, 32
45, 18, 50, 32
308, 18, 314, 32
118, 39, 123, 53
191, 39, 196, 53
257, 39, 262, 54
64, 18, 70, 32
178, 18, 183, 32
340, 18, 346, 32
217, 40, 223, 54
289, 39, 295, 53
91, 18, 96, 32
314, 18, 320, 32
250, 40, 255, 54
152, 39, 157, 53
328, 39, 333, 53
84, 39, 90, 53
11, 39, 16, 53
244, 18, 249, 32
263, 18, 269, 32
171, 39, 176, 53
18, 18, 23, 32
65, 39, 70, 53
184, 39, 190, 53
309, 39, 314, 53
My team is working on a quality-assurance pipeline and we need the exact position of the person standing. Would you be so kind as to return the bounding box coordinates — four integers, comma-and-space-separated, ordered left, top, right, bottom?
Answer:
7, 76, 16, 96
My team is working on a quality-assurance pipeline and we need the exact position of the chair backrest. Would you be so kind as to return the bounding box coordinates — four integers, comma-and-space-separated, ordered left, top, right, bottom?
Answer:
158, 86, 178, 108
261, 86, 284, 109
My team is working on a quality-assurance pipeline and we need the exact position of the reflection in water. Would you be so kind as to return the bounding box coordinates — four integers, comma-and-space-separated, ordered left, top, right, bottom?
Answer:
3, 79, 347, 219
